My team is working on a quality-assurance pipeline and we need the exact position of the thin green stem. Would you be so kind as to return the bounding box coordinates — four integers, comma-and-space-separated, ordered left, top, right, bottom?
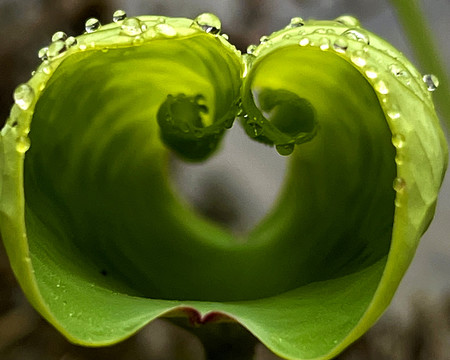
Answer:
389, 0, 450, 130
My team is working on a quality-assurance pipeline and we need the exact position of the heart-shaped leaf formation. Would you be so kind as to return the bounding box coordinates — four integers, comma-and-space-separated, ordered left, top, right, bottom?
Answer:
0, 12, 447, 360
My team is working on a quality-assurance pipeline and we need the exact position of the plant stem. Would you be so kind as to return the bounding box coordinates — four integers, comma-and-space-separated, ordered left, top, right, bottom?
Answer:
389, 0, 450, 130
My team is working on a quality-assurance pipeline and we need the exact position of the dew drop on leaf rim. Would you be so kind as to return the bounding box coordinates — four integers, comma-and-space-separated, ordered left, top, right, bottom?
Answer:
276, 143, 295, 156
333, 37, 348, 53
422, 74, 439, 91
13, 83, 34, 110
193, 13, 221, 35
48, 40, 67, 58
85, 18, 101, 33
38, 47, 48, 61
288, 17, 304, 28
392, 134, 406, 149
121, 17, 144, 36
51, 31, 67, 42
341, 28, 370, 44
334, 15, 361, 28
113, 9, 127, 23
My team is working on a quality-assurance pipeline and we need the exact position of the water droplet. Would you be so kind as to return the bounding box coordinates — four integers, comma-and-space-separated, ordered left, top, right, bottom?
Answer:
342, 28, 370, 44
374, 80, 389, 94
319, 38, 330, 50
13, 84, 34, 110
395, 153, 404, 165
288, 17, 304, 28
392, 134, 405, 149
221, 33, 229, 40
193, 13, 221, 34
365, 67, 378, 79
299, 38, 310, 46
393, 177, 406, 192
335, 15, 361, 27
51, 31, 67, 43
85, 18, 100, 33
422, 74, 439, 91
79, 44, 87, 51
387, 109, 400, 120
276, 143, 295, 156
350, 50, 367, 67
16, 136, 30, 153
260, 35, 269, 43
333, 37, 348, 53
65, 36, 77, 48
121, 17, 143, 36
47, 40, 67, 58
113, 9, 127, 23
247, 44, 257, 54
38, 47, 48, 61
155, 23, 177, 37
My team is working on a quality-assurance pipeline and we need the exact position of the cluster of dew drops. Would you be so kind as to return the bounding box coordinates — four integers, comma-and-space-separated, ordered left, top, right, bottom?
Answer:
12, 11, 441, 170
12, 10, 223, 117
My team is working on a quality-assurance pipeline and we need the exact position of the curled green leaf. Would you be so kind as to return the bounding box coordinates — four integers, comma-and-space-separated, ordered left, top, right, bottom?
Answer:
0, 13, 447, 360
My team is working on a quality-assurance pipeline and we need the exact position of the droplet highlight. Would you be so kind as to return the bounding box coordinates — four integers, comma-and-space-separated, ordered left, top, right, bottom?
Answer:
13, 84, 34, 110
85, 18, 100, 33
422, 74, 439, 91
374, 80, 389, 94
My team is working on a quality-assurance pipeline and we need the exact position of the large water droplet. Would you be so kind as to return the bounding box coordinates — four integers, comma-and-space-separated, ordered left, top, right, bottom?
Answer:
113, 9, 127, 23
335, 15, 361, 27
155, 23, 177, 37
342, 28, 370, 44
422, 74, 439, 91
13, 84, 34, 110
333, 37, 348, 53
288, 17, 304, 28
85, 18, 101, 33
393, 177, 406, 193
259, 35, 269, 43
276, 143, 295, 156
52, 31, 67, 42
121, 17, 144, 36
47, 40, 67, 58
392, 134, 405, 149
193, 13, 221, 35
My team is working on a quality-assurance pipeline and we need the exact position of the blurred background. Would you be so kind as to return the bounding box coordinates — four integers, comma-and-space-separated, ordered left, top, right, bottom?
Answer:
0, 0, 449, 359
